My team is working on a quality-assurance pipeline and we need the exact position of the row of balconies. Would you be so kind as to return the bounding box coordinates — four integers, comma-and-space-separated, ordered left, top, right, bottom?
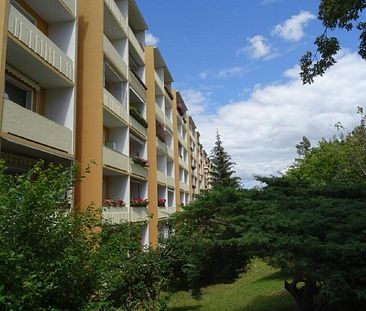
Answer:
103, 204, 177, 225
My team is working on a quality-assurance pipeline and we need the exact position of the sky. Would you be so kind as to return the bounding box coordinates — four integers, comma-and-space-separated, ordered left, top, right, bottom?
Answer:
138, 0, 366, 187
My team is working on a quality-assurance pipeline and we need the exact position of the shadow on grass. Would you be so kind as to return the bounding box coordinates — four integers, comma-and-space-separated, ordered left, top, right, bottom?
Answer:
254, 270, 291, 284
235, 293, 298, 311
168, 306, 202, 311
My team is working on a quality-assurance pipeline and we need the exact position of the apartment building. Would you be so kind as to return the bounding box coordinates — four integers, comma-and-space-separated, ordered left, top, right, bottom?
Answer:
0, 0, 210, 247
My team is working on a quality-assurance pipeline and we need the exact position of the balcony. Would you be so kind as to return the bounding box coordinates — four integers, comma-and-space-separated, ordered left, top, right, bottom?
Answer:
156, 138, 167, 154
102, 209, 129, 224
7, 5, 74, 86
157, 170, 167, 185
103, 89, 129, 125
24, 0, 75, 21
130, 159, 148, 179
158, 206, 176, 219
129, 69, 146, 102
130, 115, 147, 138
165, 117, 173, 131
103, 146, 129, 172
180, 182, 189, 192
155, 71, 164, 94
130, 206, 149, 222
155, 103, 165, 123
179, 157, 188, 170
104, 0, 128, 39
167, 175, 175, 188
103, 206, 148, 223
103, 35, 128, 79
128, 28, 145, 63
167, 146, 174, 159
2, 99, 73, 154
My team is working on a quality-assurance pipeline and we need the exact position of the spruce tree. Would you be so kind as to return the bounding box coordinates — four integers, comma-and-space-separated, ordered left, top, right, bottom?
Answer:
209, 132, 241, 189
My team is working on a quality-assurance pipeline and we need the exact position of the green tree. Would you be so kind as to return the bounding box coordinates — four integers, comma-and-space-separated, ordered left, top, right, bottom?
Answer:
209, 132, 241, 189
162, 189, 249, 298
287, 110, 366, 185
0, 161, 97, 310
242, 177, 366, 311
89, 223, 170, 311
300, 0, 366, 84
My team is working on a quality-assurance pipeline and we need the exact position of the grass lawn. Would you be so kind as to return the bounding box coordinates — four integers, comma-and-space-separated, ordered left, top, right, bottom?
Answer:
167, 260, 298, 311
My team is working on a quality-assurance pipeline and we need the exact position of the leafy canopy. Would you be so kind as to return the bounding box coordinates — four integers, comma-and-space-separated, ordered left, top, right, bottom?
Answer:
300, 0, 366, 84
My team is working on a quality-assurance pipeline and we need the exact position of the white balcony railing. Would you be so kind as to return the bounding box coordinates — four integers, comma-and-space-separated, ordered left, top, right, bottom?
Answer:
158, 206, 176, 219
129, 69, 146, 102
157, 170, 167, 185
130, 115, 147, 138
103, 88, 129, 125
180, 182, 189, 192
167, 175, 175, 188
179, 157, 188, 170
104, 0, 128, 36
2, 100, 73, 153
103, 206, 149, 223
128, 27, 145, 63
103, 146, 129, 172
165, 117, 173, 131
130, 159, 148, 178
155, 103, 165, 123
156, 138, 167, 153
103, 35, 128, 79
8, 5, 74, 81
155, 71, 164, 93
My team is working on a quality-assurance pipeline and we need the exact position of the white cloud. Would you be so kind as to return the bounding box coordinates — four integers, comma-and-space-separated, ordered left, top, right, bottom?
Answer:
191, 52, 366, 187
181, 89, 209, 118
145, 32, 159, 46
238, 35, 271, 59
261, 0, 282, 4
216, 66, 249, 79
199, 67, 250, 80
272, 11, 315, 42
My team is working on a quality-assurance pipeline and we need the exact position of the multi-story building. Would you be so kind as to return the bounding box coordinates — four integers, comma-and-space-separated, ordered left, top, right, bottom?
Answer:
0, 0, 210, 247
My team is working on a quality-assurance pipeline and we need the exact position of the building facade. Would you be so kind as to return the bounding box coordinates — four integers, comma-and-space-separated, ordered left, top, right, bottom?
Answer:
0, 0, 210, 246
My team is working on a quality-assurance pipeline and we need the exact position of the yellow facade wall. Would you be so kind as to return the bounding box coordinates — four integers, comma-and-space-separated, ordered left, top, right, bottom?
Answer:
75, 0, 104, 212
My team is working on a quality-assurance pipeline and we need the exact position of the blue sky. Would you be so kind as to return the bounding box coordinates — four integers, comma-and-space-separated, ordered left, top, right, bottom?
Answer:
138, 0, 366, 187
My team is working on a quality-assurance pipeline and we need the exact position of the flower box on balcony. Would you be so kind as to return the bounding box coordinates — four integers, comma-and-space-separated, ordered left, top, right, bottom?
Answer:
103, 198, 126, 207
130, 198, 149, 207
158, 198, 166, 207
132, 156, 149, 167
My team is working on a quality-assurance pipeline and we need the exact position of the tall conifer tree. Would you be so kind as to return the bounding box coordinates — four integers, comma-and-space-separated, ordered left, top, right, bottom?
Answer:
209, 132, 241, 189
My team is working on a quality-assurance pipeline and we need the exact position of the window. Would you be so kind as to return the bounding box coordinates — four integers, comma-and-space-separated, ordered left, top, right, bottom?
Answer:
4, 78, 33, 110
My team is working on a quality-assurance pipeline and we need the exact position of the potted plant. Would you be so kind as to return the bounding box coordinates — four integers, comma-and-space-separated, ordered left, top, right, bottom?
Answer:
158, 198, 166, 207
132, 156, 149, 167
116, 199, 126, 207
103, 198, 114, 207
130, 198, 149, 207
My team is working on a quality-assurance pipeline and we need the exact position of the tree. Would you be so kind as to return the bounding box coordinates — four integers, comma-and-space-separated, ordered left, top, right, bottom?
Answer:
0, 161, 97, 310
209, 132, 241, 189
300, 0, 366, 84
89, 223, 170, 311
241, 177, 366, 311
287, 110, 366, 185
162, 189, 249, 298
0, 161, 172, 310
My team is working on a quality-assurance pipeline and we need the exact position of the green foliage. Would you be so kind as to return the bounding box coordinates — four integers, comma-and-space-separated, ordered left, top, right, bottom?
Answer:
241, 177, 366, 310
0, 161, 97, 310
300, 0, 366, 84
209, 132, 241, 189
162, 189, 250, 298
0, 161, 170, 311
287, 111, 366, 185
89, 222, 169, 311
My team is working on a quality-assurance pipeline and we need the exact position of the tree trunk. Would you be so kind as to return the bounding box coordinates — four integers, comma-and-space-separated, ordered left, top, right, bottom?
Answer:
284, 278, 323, 311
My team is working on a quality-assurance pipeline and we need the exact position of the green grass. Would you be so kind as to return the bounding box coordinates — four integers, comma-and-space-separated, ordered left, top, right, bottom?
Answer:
167, 260, 298, 311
